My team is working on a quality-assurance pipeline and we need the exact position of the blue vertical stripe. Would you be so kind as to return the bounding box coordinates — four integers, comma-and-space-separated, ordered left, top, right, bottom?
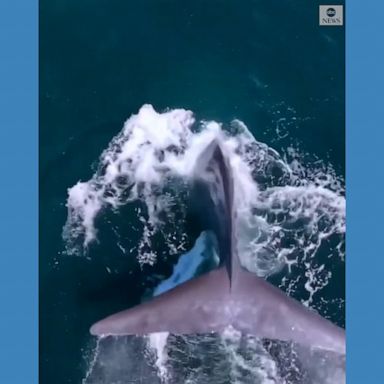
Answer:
347, 0, 384, 381
0, 0, 38, 383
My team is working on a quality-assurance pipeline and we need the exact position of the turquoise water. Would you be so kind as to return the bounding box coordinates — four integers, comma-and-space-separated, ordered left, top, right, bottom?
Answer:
40, 1, 345, 383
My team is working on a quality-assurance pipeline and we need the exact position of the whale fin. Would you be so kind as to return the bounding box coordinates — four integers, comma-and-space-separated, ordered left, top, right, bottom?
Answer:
90, 263, 345, 354
90, 267, 229, 336
232, 269, 345, 354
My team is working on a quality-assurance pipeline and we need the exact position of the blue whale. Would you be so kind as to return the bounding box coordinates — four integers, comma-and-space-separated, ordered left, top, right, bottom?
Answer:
90, 140, 345, 355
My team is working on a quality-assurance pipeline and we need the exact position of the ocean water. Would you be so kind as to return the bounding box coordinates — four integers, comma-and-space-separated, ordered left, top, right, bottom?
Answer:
40, 1, 345, 383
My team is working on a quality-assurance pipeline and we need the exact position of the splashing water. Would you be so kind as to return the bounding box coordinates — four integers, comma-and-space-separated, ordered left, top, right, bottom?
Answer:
63, 105, 345, 383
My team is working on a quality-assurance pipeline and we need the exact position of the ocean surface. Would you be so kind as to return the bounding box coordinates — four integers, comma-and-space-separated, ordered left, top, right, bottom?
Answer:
40, 1, 345, 383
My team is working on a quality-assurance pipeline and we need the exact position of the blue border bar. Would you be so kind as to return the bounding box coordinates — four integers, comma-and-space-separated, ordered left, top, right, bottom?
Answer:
347, 0, 384, 381
0, 1, 38, 383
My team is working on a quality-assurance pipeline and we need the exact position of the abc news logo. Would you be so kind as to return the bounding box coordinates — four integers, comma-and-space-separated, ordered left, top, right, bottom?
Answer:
319, 5, 343, 26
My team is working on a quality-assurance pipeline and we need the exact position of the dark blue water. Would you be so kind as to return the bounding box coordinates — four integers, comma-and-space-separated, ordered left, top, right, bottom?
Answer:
40, 1, 345, 383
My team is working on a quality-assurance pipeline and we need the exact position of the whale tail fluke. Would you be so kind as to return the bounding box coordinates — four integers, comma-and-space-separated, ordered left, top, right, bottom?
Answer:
90, 267, 229, 337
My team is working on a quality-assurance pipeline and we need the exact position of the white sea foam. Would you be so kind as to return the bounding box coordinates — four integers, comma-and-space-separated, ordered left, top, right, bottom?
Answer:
147, 332, 170, 382
64, 105, 344, 273
221, 326, 280, 384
